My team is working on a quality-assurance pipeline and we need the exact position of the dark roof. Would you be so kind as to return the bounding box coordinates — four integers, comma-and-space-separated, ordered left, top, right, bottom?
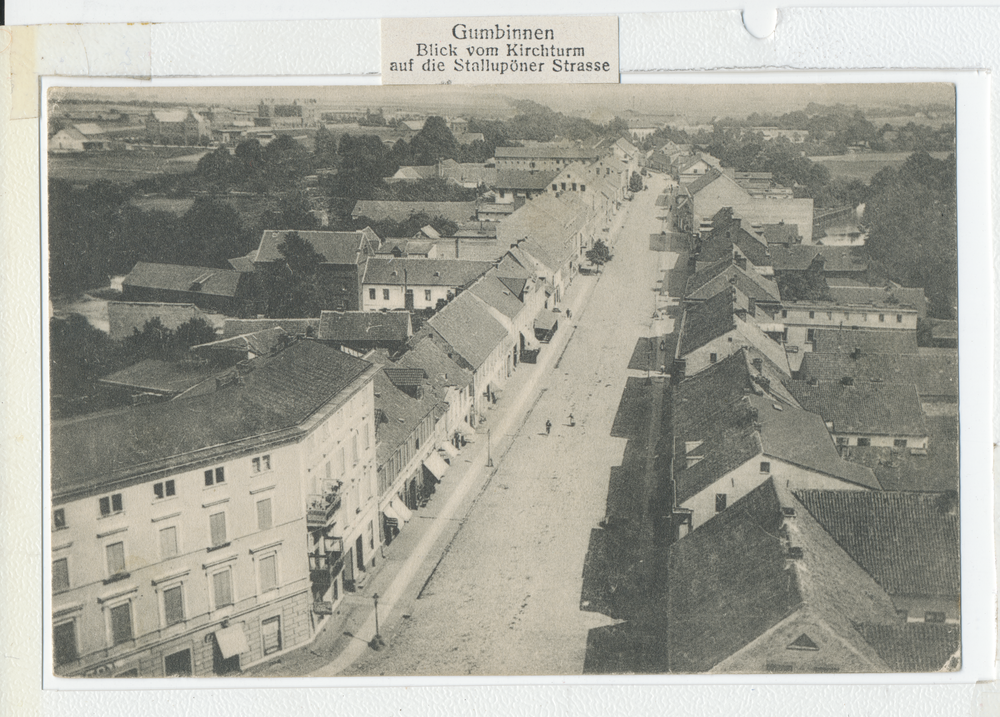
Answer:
682, 167, 725, 196
383, 368, 426, 387
839, 416, 958, 493
494, 146, 599, 160
363, 258, 492, 287
854, 623, 960, 672
786, 381, 928, 436
927, 318, 958, 341
811, 328, 919, 355
698, 208, 772, 266
317, 311, 411, 343
769, 245, 869, 273
793, 490, 960, 598
98, 358, 221, 396
684, 258, 781, 303
427, 291, 509, 370
392, 335, 474, 400
493, 169, 560, 191
758, 222, 800, 245
798, 349, 956, 400
351, 200, 478, 224
254, 228, 379, 265
51, 340, 372, 498
122, 262, 245, 298
677, 287, 786, 371
222, 318, 319, 339
672, 350, 878, 505
497, 276, 527, 298
467, 273, 525, 321
227, 251, 257, 272
668, 478, 897, 673
107, 302, 207, 342
371, 370, 439, 468
191, 327, 289, 357
826, 284, 926, 312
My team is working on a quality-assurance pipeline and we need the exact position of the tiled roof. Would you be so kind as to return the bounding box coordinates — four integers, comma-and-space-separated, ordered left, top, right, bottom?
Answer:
668, 478, 898, 673
769, 245, 869, 273
826, 285, 926, 311
758, 222, 800, 245
192, 327, 288, 357
254, 228, 379, 265
56, 127, 88, 141
671, 350, 878, 505
122, 262, 245, 298
467, 272, 525, 321
682, 167, 725, 195
494, 145, 600, 160
786, 381, 928, 436
362, 258, 492, 287
98, 358, 222, 396
227, 251, 257, 272
393, 335, 473, 398
371, 369, 438, 467
685, 258, 781, 303
383, 367, 426, 386
926, 318, 958, 341
107, 302, 208, 342
799, 350, 957, 401
350, 200, 478, 224
698, 208, 772, 267
500, 194, 586, 271
51, 340, 373, 497
854, 623, 960, 672
318, 310, 411, 343
427, 291, 509, 370
150, 110, 192, 123
222, 318, 319, 339
497, 276, 527, 298
677, 287, 783, 369
793, 490, 960, 597
811, 328, 919, 355
493, 169, 560, 190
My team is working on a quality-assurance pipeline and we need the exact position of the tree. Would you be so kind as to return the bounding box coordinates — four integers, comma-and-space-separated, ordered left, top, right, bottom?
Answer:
174, 317, 218, 350
313, 126, 338, 168
629, 171, 643, 193
409, 116, 459, 165
265, 231, 327, 317
586, 240, 612, 269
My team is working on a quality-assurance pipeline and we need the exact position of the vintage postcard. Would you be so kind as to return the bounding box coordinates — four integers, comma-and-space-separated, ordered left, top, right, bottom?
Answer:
43, 81, 967, 681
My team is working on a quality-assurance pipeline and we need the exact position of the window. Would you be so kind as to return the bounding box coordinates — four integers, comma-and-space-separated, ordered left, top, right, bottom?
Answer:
363, 422, 370, 450
552, 184, 557, 191
351, 434, 359, 465
164, 649, 193, 677
110, 602, 133, 645
99, 493, 123, 517
580, 184, 586, 192
339, 447, 346, 476
894, 438, 908, 448
160, 526, 179, 559
53, 557, 70, 593
857, 437, 871, 447
862, 313, 868, 321
382, 289, 390, 301
53, 621, 77, 666
572, 182, 577, 191
212, 570, 233, 609
925, 612, 946, 624
879, 314, 885, 323
715, 494, 727, 512
759, 461, 771, 474
896, 314, 903, 323
806, 328, 816, 343
765, 662, 793, 673
153, 480, 175, 499
262, 616, 282, 655
256, 498, 273, 531
106, 541, 126, 578
844, 311, 851, 319
826, 312, 833, 320
561, 182, 566, 190
424, 289, 431, 302
252, 455, 271, 474
204, 467, 225, 487
259, 554, 278, 593
53, 508, 66, 529
836, 436, 848, 446
781, 310, 787, 318
709, 353, 717, 363
808, 311, 815, 319
209, 512, 227, 548
369, 288, 376, 300
163, 585, 184, 626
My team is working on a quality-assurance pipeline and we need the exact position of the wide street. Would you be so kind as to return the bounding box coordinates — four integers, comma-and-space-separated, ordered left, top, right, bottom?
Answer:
336, 172, 679, 676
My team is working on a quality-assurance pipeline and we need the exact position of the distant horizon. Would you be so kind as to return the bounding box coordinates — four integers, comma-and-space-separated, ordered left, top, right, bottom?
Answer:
48, 83, 955, 125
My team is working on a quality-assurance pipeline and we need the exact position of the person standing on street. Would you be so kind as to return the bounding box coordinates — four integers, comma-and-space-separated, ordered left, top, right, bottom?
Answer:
545, 420, 552, 436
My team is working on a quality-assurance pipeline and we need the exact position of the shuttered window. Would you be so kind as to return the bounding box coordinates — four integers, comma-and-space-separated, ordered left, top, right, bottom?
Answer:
212, 570, 233, 608
261, 616, 282, 655
256, 499, 273, 531
209, 512, 227, 548
106, 542, 126, 576
259, 554, 277, 593
110, 603, 133, 645
163, 585, 184, 626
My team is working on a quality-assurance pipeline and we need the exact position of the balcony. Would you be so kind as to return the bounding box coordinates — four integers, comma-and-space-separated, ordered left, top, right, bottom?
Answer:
306, 491, 342, 528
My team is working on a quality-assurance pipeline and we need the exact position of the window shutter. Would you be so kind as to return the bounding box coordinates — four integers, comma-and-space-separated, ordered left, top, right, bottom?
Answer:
110, 603, 133, 644
163, 586, 184, 625
53, 558, 70, 592
213, 571, 233, 608
259, 555, 277, 592
256, 499, 273, 531
159, 527, 178, 559
106, 542, 126, 575
210, 513, 227, 547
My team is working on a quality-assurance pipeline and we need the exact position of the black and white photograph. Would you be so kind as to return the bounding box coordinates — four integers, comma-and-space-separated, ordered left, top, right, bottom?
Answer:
45, 82, 961, 679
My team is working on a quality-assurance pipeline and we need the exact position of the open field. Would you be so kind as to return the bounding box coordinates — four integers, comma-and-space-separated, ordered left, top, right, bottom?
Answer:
48, 147, 208, 183
812, 150, 952, 182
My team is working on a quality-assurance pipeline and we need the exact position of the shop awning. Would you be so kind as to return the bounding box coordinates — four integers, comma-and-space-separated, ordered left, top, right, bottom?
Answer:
423, 453, 450, 481
439, 442, 459, 459
382, 503, 402, 523
534, 310, 559, 331
392, 500, 413, 523
214, 624, 249, 659
455, 421, 476, 437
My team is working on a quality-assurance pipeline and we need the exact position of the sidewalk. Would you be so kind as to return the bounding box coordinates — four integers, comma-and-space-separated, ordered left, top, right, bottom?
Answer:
244, 267, 602, 678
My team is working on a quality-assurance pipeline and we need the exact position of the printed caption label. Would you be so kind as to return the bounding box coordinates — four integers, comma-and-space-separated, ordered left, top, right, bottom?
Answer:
381, 16, 619, 84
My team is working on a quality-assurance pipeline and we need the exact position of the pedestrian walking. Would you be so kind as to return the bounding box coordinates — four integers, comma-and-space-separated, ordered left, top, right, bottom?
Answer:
569, 413, 575, 427
545, 420, 552, 436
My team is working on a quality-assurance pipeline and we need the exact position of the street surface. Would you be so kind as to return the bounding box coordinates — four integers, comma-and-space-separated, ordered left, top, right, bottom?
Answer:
334, 173, 679, 676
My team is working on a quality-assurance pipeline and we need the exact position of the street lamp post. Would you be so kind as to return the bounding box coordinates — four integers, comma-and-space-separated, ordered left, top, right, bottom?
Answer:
369, 592, 385, 650
487, 428, 493, 467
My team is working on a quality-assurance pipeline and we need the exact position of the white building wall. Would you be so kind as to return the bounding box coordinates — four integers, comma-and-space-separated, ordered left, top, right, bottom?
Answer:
361, 284, 455, 312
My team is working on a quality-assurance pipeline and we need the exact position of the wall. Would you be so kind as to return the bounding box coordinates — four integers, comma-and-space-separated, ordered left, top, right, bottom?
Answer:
361, 283, 453, 311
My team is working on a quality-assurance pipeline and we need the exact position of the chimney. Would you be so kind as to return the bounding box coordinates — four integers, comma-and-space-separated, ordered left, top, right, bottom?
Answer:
808, 377, 819, 386
748, 297, 756, 316
787, 546, 804, 560
735, 255, 747, 271
841, 376, 855, 386
751, 357, 763, 372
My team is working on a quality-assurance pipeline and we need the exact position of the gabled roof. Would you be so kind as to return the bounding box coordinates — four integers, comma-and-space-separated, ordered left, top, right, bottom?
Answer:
853, 623, 960, 672
362, 258, 492, 287
55, 127, 88, 141
679, 153, 722, 175
769, 245, 869, 273
392, 165, 437, 180
222, 318, 319, 339
427, 291, 509, 370
493, 169, 560, 191
668, 478, 898, 673
51, 340, 373, 497
793, 490, 960, 598
191, 327, 288, 357
74, 122, 105, 136
684, 257, 781, 303
499, 193, 587, 271
698, 207, 773, 266
122, 262, 245, 298
227, 251, 257, 272
150, 109, 194, 123
494, 145, 600, 160
824, 284, 926, 312
107, 301, 208, 342
393, 334, 473, 396
757, 222, 801, 245
254, 228, 380, 265
350, 200, 478, 224
786, 380, 928, 437
811, 328, 919, 355
98, 358, 222, 396
799, 350, 957, 401
677, 287, 785, 372
317, 310, 411, 343
371, 369, 439, 468
467, 272, 525, 321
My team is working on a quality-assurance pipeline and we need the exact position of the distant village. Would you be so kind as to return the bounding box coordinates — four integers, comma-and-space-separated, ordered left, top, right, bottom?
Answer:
48, 94, 959, 678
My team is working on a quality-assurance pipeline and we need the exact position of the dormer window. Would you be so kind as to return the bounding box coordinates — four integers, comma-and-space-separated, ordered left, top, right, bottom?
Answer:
787, 633, 819, 651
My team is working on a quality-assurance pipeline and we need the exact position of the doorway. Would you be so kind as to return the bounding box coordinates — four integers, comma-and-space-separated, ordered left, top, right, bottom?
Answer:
404, 289, 414, 310
165, 648, 192, 677
355, 534, 365, 572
